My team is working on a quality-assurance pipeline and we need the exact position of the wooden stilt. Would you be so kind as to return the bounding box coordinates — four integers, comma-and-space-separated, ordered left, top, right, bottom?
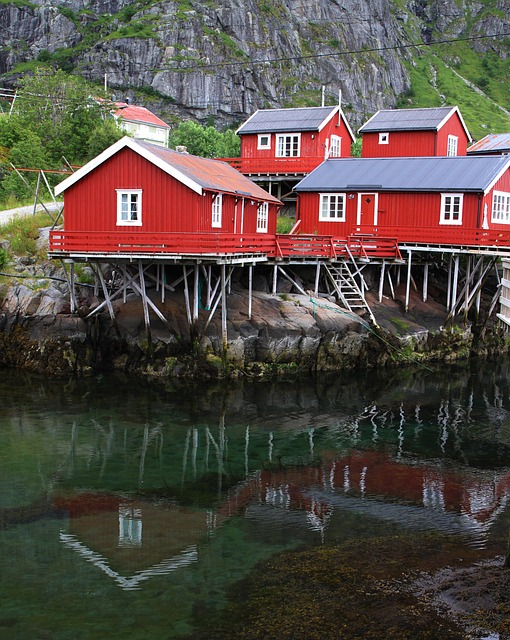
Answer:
387, 269, 395, 300
161, 265, 166, 303
447, 254, 453, 310
138, 261, 151, 339
59, 259, 78, 313
314, 263, 321, 296
248, 265, 253, 320
129, 277, 173, 331
277, 266, 307, 295
193, 264, 199, 322
423, 263, 429, 303
451, 255, 460, 313
378, 261, 386, 302
221, 264, 227, 343
33, 172, 41, 216
183, 265, 192, 327
405, 250, 412, 312
272, 264, 278, 295
464, 256, 471, 319
122, 266, 128, 303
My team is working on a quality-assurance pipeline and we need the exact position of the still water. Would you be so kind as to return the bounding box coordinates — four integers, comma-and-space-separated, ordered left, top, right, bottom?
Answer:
1, 362, 510, 639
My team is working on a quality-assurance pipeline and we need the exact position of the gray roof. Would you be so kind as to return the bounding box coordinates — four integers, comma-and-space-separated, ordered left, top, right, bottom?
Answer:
359, 107, 460, 133
295, 156, 510, 193
236, 106, 341, 135
467, 133, 510, 155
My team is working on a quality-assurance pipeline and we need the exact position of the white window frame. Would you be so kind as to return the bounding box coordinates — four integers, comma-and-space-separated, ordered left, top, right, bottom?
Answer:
212, 193, 222, 228
379, 132, 389, 145
256, 201, 269, 233
440, 193, 463, 225
116, 189, 142, 226
257, 134, 271, 150
329, 135, 342, 157
492, 191, 510, 224
276, 133, 301, 157
319, 193, 346, 222
447, 135, 458, 157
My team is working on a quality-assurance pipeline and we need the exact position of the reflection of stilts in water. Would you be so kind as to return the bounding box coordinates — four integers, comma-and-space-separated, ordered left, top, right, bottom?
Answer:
437, 400, 449, 453
397, 403, 405, 460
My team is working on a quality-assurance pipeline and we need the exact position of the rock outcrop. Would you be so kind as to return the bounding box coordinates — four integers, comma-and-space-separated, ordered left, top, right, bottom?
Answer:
1, 0, 508, 129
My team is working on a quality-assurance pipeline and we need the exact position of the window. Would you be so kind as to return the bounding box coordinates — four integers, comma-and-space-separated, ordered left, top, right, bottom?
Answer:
492, 191, 510, 224
447, 135, 458, 157
212, 193, 222, 228
276, 133, 300, 157
258, 134, 271, 149
440, 193, 463, 225
379, 132, 389, 145
319, 193, 346, 221
257, 202, 269, 233
329, 135, 342, 157
116, 189, 142, 226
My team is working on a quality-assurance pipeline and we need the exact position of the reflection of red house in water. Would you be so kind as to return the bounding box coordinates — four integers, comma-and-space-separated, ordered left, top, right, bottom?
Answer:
221, 451, 510, 537
55, 493, 219, 589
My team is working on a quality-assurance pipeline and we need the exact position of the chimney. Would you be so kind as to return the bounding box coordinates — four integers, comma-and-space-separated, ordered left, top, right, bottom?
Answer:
176, 145, 188, 154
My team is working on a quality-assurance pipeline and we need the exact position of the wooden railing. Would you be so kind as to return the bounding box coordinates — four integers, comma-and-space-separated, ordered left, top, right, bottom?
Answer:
356, 225, 510, 248
216, 156, 325, 175
48, 230, 407, 260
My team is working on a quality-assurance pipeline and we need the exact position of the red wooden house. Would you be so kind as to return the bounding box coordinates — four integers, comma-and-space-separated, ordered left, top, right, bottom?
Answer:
467, 133, 510, 156
50, 136, 282, 258
358, 106, 472, 158
233, 105, 355, 175
294, 155, 510, 248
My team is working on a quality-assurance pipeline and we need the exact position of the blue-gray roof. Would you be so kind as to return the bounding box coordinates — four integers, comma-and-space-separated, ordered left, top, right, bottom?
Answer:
359, 107, 462, 133
237, 106, 341, 135
295, 156, 510, 193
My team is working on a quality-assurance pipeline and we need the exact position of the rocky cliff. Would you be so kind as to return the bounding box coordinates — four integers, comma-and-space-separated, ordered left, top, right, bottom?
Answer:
1, 0, 509, 133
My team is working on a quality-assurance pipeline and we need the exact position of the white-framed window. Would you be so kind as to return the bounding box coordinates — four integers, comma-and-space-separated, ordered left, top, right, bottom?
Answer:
116, 189, 142, 226
258, 134, 271, 149
447, 135, 458, 156
276, 133, 300, 157
440, 193, 463, 225
319, 193, 346, 221
212, 193, 222, 228
329, 135, 342, 157
379, 132, 389, 145
257, 202, 269, 233
492, 191, 510, 224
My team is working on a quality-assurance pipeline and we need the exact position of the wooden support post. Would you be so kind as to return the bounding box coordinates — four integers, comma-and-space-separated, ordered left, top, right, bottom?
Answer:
451, 255, 460, 313
161, 265, 166, 303
193, 264, 199, 322
138, 261, 151, 339
272, 264, 278, 295
387, 269, 395, 300
40, 170, 63, 226
156, 264, 160, 292
248, 265, 253, 320
277, 266, 307, 296
32, 172, 41, 216
206, 265, 212, 309
447, 254, 453, 310
423, 263, 429, 303
59, 259, 78, 313
405, 250, 412, 312
314, 263, 321, 296
221, 264, 227, 344
183, 266, 192, 327
464, 256, 471, 320
378, 261, 386, 302
122, 266, 128, 303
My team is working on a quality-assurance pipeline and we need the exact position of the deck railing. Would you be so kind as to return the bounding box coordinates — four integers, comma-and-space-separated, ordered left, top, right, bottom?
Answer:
356, 225, 510, 248
216, 156, 325, 175
49, 230, 403, 260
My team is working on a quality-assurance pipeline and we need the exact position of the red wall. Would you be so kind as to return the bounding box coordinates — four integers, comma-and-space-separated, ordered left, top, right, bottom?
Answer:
63, 148, 276, 237
361, 112, 470, 158
240, 115, 352, 161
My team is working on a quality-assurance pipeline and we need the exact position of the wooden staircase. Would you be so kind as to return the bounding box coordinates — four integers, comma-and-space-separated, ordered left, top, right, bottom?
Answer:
323, 261, 378, 326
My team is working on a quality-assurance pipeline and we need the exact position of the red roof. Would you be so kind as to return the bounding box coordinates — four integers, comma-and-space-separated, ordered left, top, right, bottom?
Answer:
114, 102, 170, 129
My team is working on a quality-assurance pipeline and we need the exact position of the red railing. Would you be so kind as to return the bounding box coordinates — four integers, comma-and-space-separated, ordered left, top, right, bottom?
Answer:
48, 230, 406, 260
216, 156, 325, 175
356, 225, 510, 248
49, 231, 277, 256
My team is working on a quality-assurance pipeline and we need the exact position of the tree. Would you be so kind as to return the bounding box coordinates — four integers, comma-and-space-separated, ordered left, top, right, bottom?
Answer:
169, 121, 240, 158
14, 67, 117, 165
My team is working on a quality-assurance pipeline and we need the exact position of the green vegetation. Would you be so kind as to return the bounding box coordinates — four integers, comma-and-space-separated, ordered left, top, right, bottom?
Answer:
169, 120, 240, 157
276, 216, 294, 233
0, 212, 54, 261
0, 68, 124, 206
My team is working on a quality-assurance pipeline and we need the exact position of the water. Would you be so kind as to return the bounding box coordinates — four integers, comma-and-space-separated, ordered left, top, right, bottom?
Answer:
1, 362, 510, 639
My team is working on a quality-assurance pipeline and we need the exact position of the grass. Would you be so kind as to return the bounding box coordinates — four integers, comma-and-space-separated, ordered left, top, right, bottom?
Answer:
0, 212, 54, 259
276, 216, 295, 234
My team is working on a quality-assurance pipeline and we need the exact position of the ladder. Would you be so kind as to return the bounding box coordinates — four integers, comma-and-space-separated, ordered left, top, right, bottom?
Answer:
323, 261, 378, 326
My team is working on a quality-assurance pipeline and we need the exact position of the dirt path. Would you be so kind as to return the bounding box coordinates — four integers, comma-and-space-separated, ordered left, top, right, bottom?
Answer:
0, 202, 61, 226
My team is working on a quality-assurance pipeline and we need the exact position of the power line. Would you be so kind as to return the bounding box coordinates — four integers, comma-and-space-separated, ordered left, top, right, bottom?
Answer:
146, 31, 510, 72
